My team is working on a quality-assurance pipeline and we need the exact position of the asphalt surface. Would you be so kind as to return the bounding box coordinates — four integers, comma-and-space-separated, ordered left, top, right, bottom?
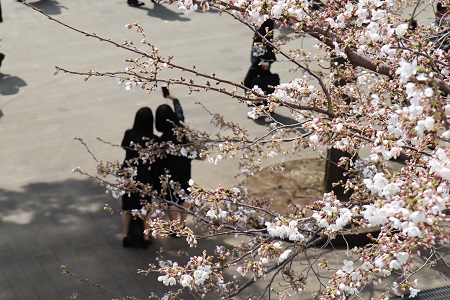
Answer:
0, 1, 448, 299
0, 1, 303, 299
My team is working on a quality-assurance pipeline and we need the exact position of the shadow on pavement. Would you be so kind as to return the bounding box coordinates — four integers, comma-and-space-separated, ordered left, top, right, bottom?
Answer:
252, 111, 305, 131
0, 178, 251, 299
0, 73, 27, 95
25, 0, 68, 15
139, 4, 190, 22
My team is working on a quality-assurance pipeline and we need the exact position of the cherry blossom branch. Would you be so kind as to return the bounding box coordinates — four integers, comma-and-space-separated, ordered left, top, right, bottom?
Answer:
61, 265, 125, 298
54, 65, 266, 104
74, 137, 99, 162
223, 0, 450, 101
228, 232, 325, 298
209, 0, 394, 81
226, 243, 266, 266
259, 251, 299, 299
162, 199, 265, 235
20, 2, 147, 56
19, 2, 268, 105
22, 0, 450, 298
223, 10, 334, 115
407, 0, 422, 27
23, 0, 341, 119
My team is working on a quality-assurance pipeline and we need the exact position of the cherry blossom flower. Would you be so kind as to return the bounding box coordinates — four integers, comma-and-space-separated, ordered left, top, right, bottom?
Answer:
50, 0, 450, 298
395, 59, 418, 83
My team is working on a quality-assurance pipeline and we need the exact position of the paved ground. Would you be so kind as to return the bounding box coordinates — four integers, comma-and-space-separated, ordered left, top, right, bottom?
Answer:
0, 1, 307, 299
0, 1, 449, 300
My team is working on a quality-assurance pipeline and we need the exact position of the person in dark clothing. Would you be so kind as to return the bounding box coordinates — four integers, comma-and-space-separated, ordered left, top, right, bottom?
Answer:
121, 107, 158, 248
436, 1, 449, 22
251, 19, 276, 66
128, 0, 145, 7
431, 2, 450, 51
0, 0, 5, 68
245, 61, 280, 113
250, 61, 280, 95
244, 19, 277, 90
155, 93, 192, 226
0, 53, 4, 68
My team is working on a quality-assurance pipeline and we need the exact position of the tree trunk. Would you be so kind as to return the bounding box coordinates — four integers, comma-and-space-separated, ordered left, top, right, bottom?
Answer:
322, 56, 356, 202
323, 148, 355, 202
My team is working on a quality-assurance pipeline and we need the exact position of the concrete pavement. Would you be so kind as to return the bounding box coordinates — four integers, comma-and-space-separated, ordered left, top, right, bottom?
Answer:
0, 1, 302, 299
0, 1, 449, 299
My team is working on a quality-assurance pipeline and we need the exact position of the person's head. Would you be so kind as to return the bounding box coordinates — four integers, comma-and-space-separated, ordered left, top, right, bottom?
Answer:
155, 104, 178, 133
437, 2, 450, 18
132, 107, 154, 134
260, 61, 271, 71
408, 19, 418, 31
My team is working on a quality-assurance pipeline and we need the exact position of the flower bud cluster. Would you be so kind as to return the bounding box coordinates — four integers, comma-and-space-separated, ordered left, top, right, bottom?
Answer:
155, 252, 223, 292
265, 218, 308, 242
311, 194, 354, 233
68, 0, 450, 297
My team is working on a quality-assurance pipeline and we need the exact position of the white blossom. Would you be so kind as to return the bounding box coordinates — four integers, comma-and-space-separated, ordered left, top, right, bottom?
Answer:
410, 287, 420, 297
389, 259, 401, 269
360, 261, 373, 271
278, 249, 292, 263
236, 266, 247, 276
231, 187, 240, 194
333, 41, 348, 58
402, 223, 422, 237
158, 274, 176, 286
342, 260, 354, 273
395, 59, 417, 83
271, 0, 285, 18
206, 209, 217, 219
397, 252, 409, 264
193, 265, 212, 285
395, 23, 408, 37
410, 211, 425, 224
180, 274, 193, 287
177, 0, 197, 15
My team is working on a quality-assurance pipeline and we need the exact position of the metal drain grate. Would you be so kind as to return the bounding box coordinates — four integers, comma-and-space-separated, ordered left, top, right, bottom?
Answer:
390, 285, 450, 299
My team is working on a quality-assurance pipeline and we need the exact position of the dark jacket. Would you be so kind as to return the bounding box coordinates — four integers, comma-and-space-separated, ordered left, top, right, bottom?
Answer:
155, 99, 192, 201
251, 19, 276, 65
251, 70, 280, 94
121, 107, 158, 185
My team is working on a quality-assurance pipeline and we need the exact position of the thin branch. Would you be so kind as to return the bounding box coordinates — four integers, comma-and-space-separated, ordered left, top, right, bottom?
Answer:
221, 9, 334, 116
74, 137, 99, 162
61, 265, 128, 299
259, 250, 299, 299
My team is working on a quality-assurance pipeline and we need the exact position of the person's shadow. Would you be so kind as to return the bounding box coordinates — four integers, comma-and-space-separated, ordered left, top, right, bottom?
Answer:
23, 0, 67, 15
252, 111, 306, 132
0, 73, 27, 95
138, 3, 190, 22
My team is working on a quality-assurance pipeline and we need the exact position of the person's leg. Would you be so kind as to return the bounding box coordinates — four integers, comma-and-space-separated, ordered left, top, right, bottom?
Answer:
179, 201, 190, 225
142, 213, 152, 248
143, 213, 152, 240
122, 212, 131, 237
167, 205, 180, 237
0, 53, 5, 68
168, 205, 178, 222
